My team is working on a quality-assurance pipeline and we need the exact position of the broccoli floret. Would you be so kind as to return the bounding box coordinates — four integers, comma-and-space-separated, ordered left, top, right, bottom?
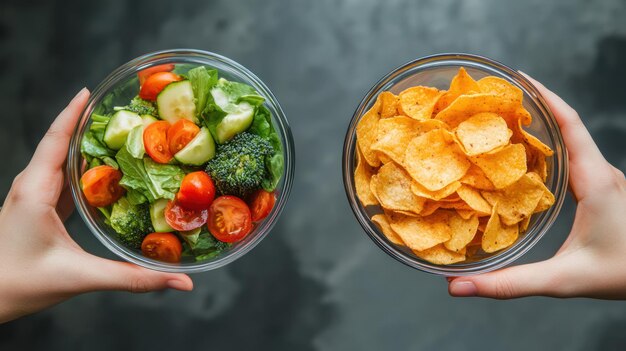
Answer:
206, 132, 273, 197
116, 96, 157, 116
109, 197, 153, 249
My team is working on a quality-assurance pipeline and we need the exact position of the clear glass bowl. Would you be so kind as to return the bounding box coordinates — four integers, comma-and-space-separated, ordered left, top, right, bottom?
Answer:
68, 49, 295, 273
343, 53, 568, 276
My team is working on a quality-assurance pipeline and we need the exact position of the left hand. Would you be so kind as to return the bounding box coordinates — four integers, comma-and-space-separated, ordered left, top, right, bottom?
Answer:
0, 88, 193, 324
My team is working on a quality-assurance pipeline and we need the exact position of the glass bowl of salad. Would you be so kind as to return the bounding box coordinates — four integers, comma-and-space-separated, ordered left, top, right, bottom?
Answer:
68, 49, 295, 273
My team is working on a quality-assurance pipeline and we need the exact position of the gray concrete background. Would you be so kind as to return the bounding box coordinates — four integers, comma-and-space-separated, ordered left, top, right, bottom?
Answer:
1, 0, 625, 350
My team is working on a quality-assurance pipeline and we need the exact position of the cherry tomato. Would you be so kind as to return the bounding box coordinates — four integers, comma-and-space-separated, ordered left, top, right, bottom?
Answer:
80, 165, 125, 207
141, 232, 182, 263
164, 200, 208, 231
207, 196, 253, 243
139, 71, 181, 101
176, 171, 216, 210
143, 121, 173, 163
248, 190, 276, 222
167, 119, 200, 154
137, 64, 175, 86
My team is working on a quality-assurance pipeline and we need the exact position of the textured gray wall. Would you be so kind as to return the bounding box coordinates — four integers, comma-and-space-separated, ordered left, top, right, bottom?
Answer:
1, 0, 625, 350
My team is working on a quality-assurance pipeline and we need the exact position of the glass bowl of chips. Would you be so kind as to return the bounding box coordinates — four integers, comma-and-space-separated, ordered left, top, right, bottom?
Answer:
343, 53, 568, 276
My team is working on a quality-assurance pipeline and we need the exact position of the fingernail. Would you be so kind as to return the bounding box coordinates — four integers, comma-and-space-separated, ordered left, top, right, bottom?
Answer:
450, 280, 477, 297
166, 279, 190, 291
72, 87, 89, 101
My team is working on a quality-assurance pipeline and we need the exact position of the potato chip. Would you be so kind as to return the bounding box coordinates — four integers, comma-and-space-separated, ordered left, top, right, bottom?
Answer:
377, 152, 393, 165
420, 201, 441, 216
371, 116, 427, 164
456, 184, 492, 215
439, 201, 472, 210
526, 172, 555, 213
482, 173, 546, 225
482, 203, 519, 253
356, 96, 382, 167
519, 216, 531, 232
477, 76, 523, 104
434, 67, 480, 113
456, 209, 475, 220
379, 92, 400, 118
404, 129, 470, 191
410, 180, 461, 201
371, 214, 405, 246
413, 244, 466, 265
375, 162, 426, 214
444, 212, 479, 252
354, 146, 379, 206
435, 93, 519, 128
388, 211, 451, 251
455, 113, 513, 156
460, 164, 496, 190
470, 143, 527, 189
516, 119, 554, 157
399, 86, 443, 120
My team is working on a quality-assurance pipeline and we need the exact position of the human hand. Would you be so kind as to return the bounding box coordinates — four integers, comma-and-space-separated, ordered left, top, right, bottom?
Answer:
0, 89, 193, 323
448, 75, 626, 299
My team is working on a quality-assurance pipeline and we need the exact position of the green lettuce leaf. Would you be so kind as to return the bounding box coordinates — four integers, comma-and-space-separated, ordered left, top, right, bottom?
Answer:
181, 229, 231, 261
188, 66, 218, 118
248, 106, 283, 191
115, 147, 184, 202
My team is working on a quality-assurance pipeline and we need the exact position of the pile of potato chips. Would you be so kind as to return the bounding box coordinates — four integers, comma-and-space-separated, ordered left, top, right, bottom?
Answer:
355, 68, 555, 265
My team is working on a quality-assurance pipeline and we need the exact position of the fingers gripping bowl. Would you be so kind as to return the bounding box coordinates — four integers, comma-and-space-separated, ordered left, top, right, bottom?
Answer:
68, 50, 294, 273
343, 54, 568, 276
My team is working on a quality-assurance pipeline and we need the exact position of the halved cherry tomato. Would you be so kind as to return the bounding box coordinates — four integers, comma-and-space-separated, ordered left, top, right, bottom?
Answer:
165, 200, 208, 231
141, 232, 182, 263
207, 196, 253, 243
138, 64, 175, 86
176, 171, 215, 210
167, 119, 200, 154
80, 165, 125, 207
143, 121, 173, 163
139, 71, 181, 101
248, 190, 276, 222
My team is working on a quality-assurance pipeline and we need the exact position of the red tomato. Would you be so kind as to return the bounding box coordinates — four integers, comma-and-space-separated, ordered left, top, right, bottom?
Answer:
164, 200, 208, 231
248, 190, 276, 222
207, 196, 253, 243
139, 71, 181, 101
176, 171, 216, 210
138, 64, 175, 86
143, 121, 173, 163
167, 119, 200, 154
80, 165, 125, 207
141, 232, 182, 263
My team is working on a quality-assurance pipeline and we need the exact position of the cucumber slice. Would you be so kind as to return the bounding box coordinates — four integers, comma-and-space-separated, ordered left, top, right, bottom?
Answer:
103, 110, 143, 150
141, 114, 158, 127
174, 127, 216, 165
179, 227, 201, 246
150, 199, 174, 233
156, 80, 197, 124
215, 102, 254, 144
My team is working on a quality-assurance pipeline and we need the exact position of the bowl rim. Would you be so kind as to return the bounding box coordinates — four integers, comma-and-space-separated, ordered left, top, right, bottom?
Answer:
342, 52, 569, 276
68, 49, 295, 273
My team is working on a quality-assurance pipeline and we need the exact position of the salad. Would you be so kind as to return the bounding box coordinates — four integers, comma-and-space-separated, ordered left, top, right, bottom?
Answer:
80, 64, 283, 263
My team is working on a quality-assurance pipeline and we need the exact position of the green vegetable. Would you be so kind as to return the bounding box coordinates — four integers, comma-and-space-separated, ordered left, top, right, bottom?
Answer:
90, 113, 110, 142
115, 96, 157, 116
109, 197, 153, 249
182, 229, 230, 261
202, 78, 265, 144
205, 132, 273, 197
187, 66, 218, 118
248, 106, 284, 191
125, 125, 145, 159
115, 147, 184, 202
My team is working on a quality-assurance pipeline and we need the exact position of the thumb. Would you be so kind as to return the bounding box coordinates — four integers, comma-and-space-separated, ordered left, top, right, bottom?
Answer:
76, 255, 194, 293
448, 256, 571, 299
